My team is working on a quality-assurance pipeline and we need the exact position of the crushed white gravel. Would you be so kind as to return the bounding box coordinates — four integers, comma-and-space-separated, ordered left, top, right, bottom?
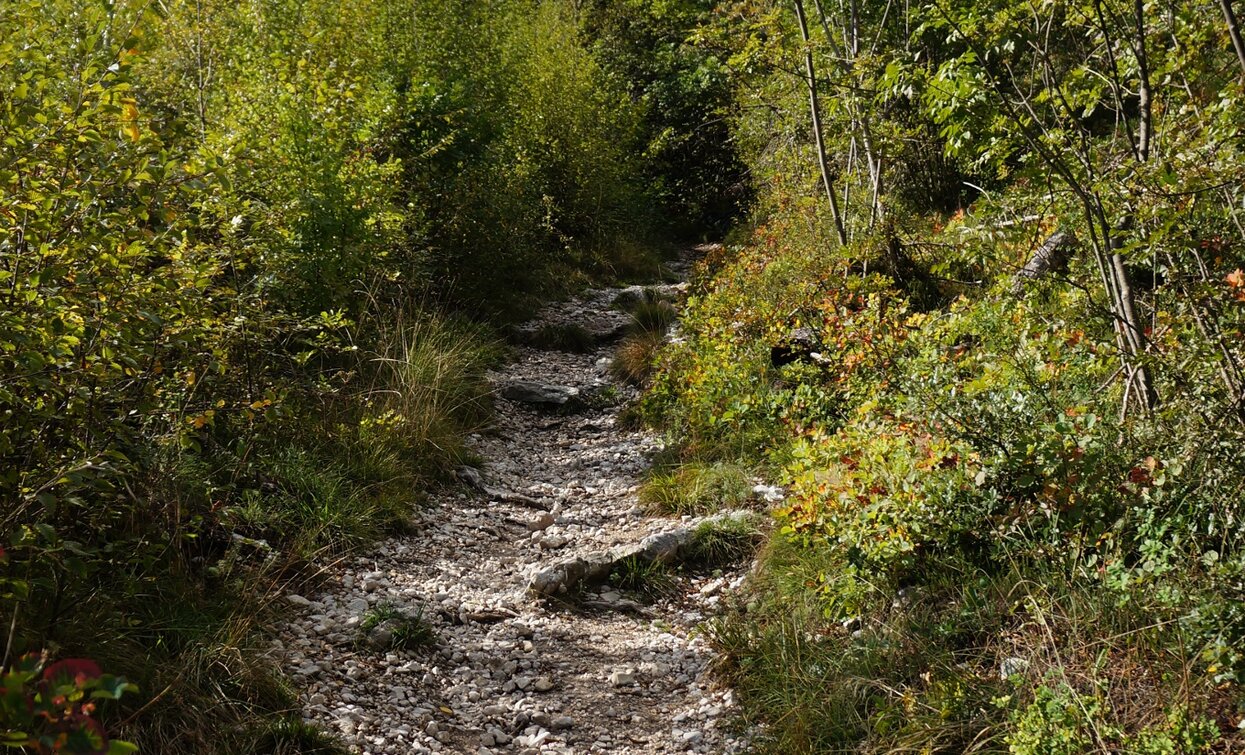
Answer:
275, 256, 753, 754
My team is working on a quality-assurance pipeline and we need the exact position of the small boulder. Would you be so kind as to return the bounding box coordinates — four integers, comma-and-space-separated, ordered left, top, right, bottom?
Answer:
499, 381, 583, 410
999, 657, 1030, 679
365, 619, 401, 650
527, 513, 556, 532
533, 676, 555, 692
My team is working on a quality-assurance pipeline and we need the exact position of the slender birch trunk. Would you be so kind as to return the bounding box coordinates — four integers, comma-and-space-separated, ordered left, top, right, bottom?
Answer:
794, 0, 849, 247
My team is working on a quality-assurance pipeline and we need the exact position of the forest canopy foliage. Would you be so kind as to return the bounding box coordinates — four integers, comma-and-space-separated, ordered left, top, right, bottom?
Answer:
642, 0, 1245, 751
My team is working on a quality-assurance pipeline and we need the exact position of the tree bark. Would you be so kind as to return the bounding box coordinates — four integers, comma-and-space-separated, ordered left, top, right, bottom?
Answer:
812, 0, 884, 225
1134, 0, 1152, 160
1012, 229, 1076, 293
1221, 0, 1245, 76
794, 0, 849, 247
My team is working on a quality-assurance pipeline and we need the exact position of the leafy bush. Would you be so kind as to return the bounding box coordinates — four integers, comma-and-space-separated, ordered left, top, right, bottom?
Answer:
582, 0, 752, 238
779, 418, 987, 579
0, 0, 677, 747
1008, 686, 1217, 755
1, 654, 137, 754
644, 1, 1245, 748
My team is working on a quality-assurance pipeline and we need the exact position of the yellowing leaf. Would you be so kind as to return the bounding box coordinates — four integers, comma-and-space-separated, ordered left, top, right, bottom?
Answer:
121, 98, 140, 142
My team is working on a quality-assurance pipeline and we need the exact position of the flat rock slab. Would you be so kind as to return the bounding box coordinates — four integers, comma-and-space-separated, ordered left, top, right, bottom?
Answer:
498, 380, 584, 409
528, 516, 749, 596
511, 322, 629, 347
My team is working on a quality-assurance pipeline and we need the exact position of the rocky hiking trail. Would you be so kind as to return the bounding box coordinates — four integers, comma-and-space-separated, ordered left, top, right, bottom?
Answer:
277, 250, 758, 754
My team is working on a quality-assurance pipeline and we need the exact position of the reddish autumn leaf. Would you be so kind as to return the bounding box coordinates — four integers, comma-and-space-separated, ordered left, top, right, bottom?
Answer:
42, 659, 102, 688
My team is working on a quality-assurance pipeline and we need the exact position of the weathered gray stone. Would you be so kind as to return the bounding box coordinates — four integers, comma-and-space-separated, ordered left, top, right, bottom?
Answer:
1000, 657, 1030, 679
635, 529, 690, 562
526, 552, 616, 596
365, 619, 401, 650
527, 513, 556, 531
499, 381, 583, 409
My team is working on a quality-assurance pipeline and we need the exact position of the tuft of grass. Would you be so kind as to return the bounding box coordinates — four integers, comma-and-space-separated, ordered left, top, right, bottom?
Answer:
609, 287, 678, 386
357, 601, 437, 650
686, 514, 765, 567
615, 400, 647, 430
221, 446, 400, 559
706, 540, 1009, 753
600, 240, 668, 284
247, 717, 350, 755
609, 556, 679, 599
611, 329, 667, 386
611, 285, 671, 313
627, 297, 678, 337
584, 383, 622, 409
71, 572, 343, 754
611, 287, 647, 312
364, 309, 499, 476
525, 323, 598, 352
639, 462, 754, 516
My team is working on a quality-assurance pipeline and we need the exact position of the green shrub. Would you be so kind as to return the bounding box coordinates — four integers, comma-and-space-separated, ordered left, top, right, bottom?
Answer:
778, 418, 987, 580
1007, 684, 1099, 755
0, 653, 137, 754
1007, 687, 1217, 755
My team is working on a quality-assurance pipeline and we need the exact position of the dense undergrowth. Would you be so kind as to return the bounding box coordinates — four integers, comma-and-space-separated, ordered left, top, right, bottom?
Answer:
0, 0, 743, 750
640, 0, 1245, 752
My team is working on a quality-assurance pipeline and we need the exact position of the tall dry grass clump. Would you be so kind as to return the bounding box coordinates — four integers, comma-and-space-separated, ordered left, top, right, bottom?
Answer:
362, 309, 498, 475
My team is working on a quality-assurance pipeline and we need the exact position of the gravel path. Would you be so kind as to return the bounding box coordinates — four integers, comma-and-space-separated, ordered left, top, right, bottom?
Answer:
276, 253, 752, 754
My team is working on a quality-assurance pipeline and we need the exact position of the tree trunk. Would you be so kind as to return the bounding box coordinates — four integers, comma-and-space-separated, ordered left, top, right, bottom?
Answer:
1134, 0, 1152, 160
794, 0, 849, 247
1221, 0, 1245, 76
812, 0, 884, 224
1103, 214, 1158, 412
1012, 229, 1076, 293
